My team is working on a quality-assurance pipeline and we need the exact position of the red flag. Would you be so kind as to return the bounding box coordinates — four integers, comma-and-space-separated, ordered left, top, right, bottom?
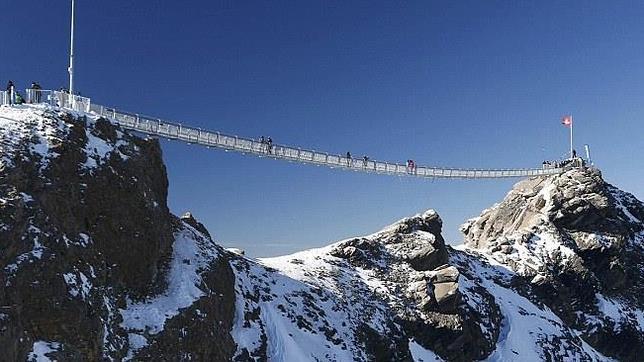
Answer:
561, 115, 572, 127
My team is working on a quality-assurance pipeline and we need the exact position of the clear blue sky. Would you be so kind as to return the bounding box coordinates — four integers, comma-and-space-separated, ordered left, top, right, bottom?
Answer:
3, 1, 642, 256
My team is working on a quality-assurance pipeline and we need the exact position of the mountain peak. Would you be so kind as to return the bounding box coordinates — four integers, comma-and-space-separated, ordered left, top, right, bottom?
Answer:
459, 165, 644, 360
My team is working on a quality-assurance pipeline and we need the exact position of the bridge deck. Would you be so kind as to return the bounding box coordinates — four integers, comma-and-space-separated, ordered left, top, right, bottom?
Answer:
87, 103, 563, 179
3, 89, 564, 179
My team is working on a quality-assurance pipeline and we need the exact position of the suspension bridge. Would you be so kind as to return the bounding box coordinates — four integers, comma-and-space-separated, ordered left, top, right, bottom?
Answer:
2, 89, 573, 179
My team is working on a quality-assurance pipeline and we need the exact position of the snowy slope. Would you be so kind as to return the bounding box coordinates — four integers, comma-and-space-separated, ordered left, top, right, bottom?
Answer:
228, 208, 615, 361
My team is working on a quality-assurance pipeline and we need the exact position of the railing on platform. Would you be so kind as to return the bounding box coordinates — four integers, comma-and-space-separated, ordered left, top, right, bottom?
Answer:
25, 89, 54, 105
22, 89, 91, 112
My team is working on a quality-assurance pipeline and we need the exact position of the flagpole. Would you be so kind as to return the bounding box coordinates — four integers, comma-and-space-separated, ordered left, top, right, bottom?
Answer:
570, 114, 573, 158
68, 0, 75, 99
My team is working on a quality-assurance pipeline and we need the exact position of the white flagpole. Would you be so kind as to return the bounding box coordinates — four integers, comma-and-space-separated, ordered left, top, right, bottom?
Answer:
570, 114, 574, 158
68, 0, 75, 100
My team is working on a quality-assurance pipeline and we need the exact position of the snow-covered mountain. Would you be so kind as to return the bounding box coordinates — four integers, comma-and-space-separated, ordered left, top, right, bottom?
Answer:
1, 105, 642, 361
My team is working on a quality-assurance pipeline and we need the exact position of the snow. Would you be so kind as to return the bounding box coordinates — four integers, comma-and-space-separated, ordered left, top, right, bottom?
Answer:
78, 233, 91, 246
409, 339, 443, 361
119, 223, 219, 354
231, 255, 361, 361
27, 341, 61, 362
4, 226, 47, 278
453, 249, 611, 361
0, 104, 133, 175
83, 127, 130, 169
226, 247, 245, 255
20, 192, 34, 202
465, 227, 578, 278
595, 293, 644, 333
62, 271, 92, 300
124, 333, 148, 361
537, 182, 557, 212
610, 188, 641, 224
0, 105, 68, 171
231, 236, 403, 361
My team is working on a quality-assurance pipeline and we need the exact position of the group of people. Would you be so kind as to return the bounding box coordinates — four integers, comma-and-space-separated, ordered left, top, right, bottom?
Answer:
259, 136, 273, 153
346, 152, 371, 167
344, 152, 416, 173
542, 150, 580, 169
3, 81, 45, 105
2, 81, 80, 107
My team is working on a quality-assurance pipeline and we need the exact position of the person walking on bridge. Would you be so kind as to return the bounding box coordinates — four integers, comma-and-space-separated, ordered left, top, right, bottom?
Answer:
259, 136, 266, 153
346, 152, 352, 167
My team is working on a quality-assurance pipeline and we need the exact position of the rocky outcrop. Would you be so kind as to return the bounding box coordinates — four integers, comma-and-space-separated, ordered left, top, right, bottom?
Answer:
262, 210, 497, 361
461, 167, 644, 361
0, 106, 236, 360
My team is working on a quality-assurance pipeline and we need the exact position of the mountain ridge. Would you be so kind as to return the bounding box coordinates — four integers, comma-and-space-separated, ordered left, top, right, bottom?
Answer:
0, 105, 642, 361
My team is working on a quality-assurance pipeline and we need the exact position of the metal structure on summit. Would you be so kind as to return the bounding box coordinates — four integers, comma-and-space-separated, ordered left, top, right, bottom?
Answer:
4, 89, 577, 180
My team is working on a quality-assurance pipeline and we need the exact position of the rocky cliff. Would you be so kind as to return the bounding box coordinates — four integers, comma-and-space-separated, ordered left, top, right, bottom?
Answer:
1, 104, 642, 361
461, 167, 644, 361
0, 106, 235, 360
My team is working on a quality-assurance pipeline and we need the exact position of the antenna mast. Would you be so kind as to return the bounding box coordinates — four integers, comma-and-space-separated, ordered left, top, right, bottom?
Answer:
68, 0, 75, 96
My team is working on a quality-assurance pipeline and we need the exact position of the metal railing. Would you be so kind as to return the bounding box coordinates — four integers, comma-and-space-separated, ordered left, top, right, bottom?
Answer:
22, 89, 91, 112
0, 91, 8, 105
87, 103, 564, 179
25, 89, 54, 105
11, 88, 565, 179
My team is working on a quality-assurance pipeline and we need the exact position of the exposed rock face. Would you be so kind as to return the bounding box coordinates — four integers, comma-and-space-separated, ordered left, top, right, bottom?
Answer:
461, 167, 644, 361
0, 106, 236, 360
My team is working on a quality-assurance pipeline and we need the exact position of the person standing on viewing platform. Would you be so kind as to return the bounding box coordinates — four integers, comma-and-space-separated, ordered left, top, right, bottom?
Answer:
6, 80, 15, 106
346, 152, 352, 167
15, 92, 24, 104
30, 82, 42, 103
56, 87, 69, 107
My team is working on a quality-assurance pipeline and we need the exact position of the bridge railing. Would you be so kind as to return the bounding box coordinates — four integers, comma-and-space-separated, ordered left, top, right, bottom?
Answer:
8, 90, 566, 178
85, 103, 564, 179
0, 91, 8, 105
88, 103, 564, 179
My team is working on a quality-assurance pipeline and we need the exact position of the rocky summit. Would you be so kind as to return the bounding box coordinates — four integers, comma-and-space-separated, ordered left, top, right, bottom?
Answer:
461, 167, 644, 361
1, 105, 643, 361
